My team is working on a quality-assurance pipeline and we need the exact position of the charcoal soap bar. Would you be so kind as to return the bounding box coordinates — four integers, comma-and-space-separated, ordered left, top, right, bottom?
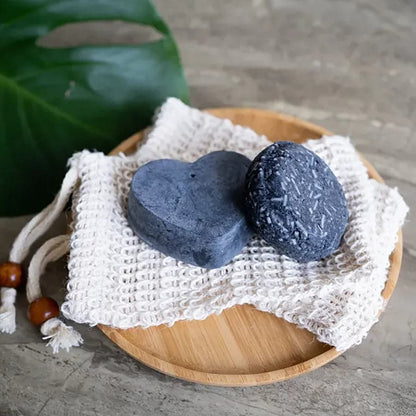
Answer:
127, 151, 253, 269
245, 141, 349, 263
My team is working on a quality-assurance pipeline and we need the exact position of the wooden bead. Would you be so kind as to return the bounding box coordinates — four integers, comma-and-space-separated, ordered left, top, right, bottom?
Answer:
0, 262, 22, 288
27, 297, 59, 326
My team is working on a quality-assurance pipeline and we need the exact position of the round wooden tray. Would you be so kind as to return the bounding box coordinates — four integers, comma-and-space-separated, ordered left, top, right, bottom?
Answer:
99, 107, 403, 386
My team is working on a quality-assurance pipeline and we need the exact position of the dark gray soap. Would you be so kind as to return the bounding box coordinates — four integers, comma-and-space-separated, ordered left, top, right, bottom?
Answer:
245, 141, 349, 263
127, 151, 253, 269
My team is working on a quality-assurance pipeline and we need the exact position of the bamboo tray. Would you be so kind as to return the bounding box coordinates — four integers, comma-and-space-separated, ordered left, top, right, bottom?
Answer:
99, 107, 403, 387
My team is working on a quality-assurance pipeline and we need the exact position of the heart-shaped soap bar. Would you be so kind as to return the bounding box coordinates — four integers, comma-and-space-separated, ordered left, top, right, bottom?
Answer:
127, 151, 253, 269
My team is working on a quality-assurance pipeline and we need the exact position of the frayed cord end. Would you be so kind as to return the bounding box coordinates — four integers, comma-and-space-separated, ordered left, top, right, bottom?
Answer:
40, 317, 83, 354
0, 287, 17, 334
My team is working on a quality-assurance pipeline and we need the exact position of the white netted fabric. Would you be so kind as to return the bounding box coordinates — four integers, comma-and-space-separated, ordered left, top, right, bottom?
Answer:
61, 98, 408, 351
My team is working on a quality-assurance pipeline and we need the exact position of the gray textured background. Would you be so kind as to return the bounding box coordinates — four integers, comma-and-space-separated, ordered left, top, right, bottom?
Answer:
1, 0, 415, 415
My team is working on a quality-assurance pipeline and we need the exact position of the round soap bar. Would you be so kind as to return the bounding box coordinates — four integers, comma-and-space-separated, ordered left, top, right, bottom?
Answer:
245, 141, 349, 262
127, 151, 253, 269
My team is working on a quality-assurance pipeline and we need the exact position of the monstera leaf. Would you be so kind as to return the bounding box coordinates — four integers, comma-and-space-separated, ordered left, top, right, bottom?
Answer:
0, 0, 189, 216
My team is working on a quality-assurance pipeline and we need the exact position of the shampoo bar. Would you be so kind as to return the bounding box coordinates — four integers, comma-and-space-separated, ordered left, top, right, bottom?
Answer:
127, 151, 253, 269
245, 141, 349, 262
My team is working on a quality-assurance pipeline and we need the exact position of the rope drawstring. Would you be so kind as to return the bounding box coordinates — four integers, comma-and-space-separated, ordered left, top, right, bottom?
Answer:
9, 167, 79, 263
26, 235, 71, 302
27, 235, 82, 353
0, 287, 17, 333
0, 166, 79, 344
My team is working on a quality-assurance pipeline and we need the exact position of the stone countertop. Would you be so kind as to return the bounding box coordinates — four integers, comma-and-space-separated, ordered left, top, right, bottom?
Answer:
1, 0, 415, 415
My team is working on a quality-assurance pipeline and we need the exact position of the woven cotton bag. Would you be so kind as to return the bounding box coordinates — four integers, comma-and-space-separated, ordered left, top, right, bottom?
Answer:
0, 98, 408, 353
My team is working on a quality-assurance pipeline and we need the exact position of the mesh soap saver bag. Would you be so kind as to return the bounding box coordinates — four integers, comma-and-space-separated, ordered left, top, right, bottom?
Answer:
0, 98, 408, 353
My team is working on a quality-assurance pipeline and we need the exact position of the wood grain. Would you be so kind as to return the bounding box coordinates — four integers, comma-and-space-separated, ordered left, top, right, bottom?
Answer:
100, 108, 403, 386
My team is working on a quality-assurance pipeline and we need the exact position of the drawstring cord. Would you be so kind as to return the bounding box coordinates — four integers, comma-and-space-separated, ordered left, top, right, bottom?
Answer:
27, 235, 82, 353
26, 235, 71, 303
0, 287, 17, 334
9, 167, 79, 263
0, 165, 82, 352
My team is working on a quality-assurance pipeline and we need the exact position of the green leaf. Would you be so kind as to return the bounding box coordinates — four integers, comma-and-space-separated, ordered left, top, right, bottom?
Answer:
0, 0, 189, 216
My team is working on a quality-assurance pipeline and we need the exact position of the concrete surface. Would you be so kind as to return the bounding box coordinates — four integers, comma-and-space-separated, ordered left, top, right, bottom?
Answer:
1, 0, 415, 415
